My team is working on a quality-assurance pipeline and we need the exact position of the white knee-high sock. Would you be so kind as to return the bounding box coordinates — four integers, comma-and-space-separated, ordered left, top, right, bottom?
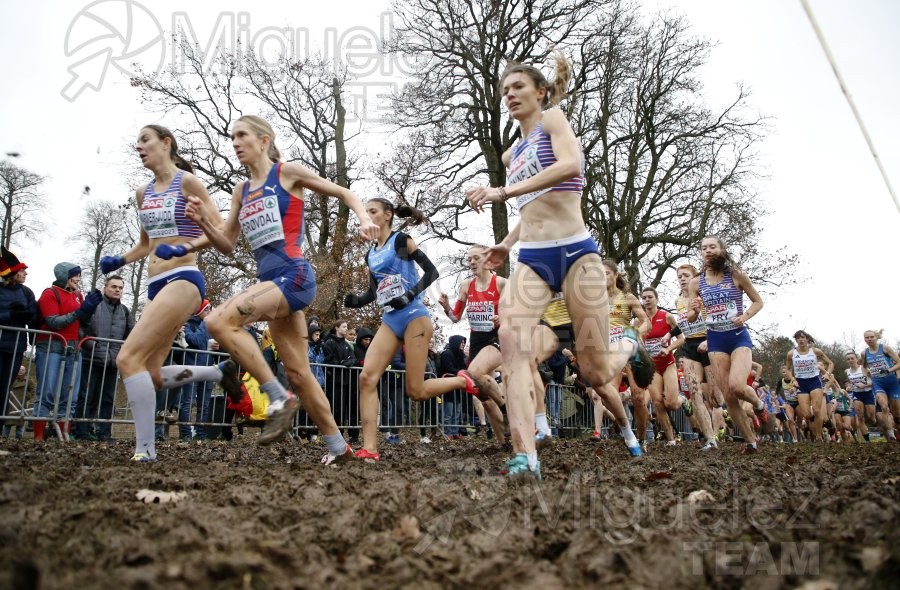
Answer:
158, 365, 223, 389
124, 372, 158, 459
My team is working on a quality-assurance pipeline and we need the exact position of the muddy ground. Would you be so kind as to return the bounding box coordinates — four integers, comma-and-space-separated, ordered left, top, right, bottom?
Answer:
0, 434, 898, 590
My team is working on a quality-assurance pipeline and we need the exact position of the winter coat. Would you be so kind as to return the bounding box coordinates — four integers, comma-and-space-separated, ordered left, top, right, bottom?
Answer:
80, 295, 134, 366
438, 335, 467, 377
0, 281, 38, 353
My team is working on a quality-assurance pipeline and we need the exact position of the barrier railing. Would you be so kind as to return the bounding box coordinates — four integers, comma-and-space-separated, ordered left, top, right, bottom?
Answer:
1, 324, 705, 441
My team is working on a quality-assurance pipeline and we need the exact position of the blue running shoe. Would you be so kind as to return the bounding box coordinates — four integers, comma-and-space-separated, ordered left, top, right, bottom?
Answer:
626, 439, 642, 458
502, 453, 542, 481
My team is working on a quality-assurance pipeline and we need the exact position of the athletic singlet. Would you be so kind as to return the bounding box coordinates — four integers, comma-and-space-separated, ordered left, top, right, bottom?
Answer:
541, 292, 573, 326
466, 274, 500, 333
835, 390, 854, 413
644, 309, 671, 358
846, 367, 872, 393
140, 171, 203, 239
781, 379, 798, 402
239, 163, 305, 269
675, 294, 707, 339
507, 121, 584, 210
698, 270, 744, 332
864, 344, 894, 378
791, 348, 819, 379
367, 231, 421, 309
608, 291, 632, 342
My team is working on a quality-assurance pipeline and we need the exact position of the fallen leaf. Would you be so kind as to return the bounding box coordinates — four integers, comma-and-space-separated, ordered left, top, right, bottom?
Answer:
393, 515, 421, 541
645, 471, 672, 482
594, 448, 604, 458
136, 489, 188, 504
687, 489, 716, 504
881, 476, 899, 485
468, 487, 482, 501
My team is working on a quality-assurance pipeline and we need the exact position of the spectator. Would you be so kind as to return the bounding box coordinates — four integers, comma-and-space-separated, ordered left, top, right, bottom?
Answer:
545, 348, 570, 434
74, 275, 133, 441
439, 335, 467, 439
381, 343, 405, 443
418, 345, 440, 443
0, 248, 37, 439
307, 321, 325, 388
323, 320, 358, 442
346, 328, 357, 346
33, 262, 102, 441
260, 325, 287, 387
182, 299, 216, 439
156, 328, 189, 440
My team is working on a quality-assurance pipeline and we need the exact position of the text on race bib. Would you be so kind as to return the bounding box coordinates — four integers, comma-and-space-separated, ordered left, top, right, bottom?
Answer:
140, 196, 178, 238
240, 195, 285, 250
376, 274, 404, 307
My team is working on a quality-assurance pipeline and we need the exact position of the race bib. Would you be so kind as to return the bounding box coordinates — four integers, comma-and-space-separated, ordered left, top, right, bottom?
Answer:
376, 274, 404, 307
705, 300, 738, 331
609, 326, 625, 344
240, 195, 285, 250
467, 301, 496, 332
677, 309, 706, 338
140, 196, 178, 238
645, 337, 665, 358
793, 356, 818, 379
508, 143, 549, 209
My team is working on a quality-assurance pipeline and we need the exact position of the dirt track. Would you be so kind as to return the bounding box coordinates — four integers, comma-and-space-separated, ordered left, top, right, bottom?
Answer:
1, 435, 898, 589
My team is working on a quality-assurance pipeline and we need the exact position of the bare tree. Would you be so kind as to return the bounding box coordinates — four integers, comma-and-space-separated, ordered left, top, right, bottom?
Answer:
0, 160, 47, 249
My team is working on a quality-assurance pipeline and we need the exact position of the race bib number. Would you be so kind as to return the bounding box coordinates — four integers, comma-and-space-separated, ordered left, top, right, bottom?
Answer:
467, 301, 496, 332
240, 195, 285, 250
793, 356, 818, 379
609, 326, 625, 344
376, 274, 404, 307
677, 309, 705, 338
507, 143, 549, 209
645, 337, 665, 358
705, 300, 738, 331
140, 196, 178, 238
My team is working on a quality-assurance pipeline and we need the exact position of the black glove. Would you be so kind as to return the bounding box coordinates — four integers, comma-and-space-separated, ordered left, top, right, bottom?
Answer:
386, 292, 413, 311
344, 293, 361, 308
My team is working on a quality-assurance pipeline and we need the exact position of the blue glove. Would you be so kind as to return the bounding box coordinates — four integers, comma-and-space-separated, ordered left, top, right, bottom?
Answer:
80, 290, 103, 315
155, 243, 189, 260
99, 255, 125, 274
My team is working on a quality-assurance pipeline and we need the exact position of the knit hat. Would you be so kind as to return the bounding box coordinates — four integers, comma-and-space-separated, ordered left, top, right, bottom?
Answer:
53, 262, 81, 283
197, 299, 212, 315
0, 247, 26, 277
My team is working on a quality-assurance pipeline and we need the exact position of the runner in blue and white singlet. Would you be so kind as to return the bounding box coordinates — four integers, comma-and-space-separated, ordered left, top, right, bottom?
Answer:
861, 330, 900, 441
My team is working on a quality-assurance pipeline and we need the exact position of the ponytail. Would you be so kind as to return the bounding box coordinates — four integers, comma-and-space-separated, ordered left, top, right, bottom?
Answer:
501, 51, 573, 109
371, 198, 427, 227
601, 259, 628, 291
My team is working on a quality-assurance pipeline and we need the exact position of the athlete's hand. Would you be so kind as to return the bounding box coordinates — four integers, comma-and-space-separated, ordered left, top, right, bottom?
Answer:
184, 195, 207, 226
99, 255, 126, 274
343, 293, 361, 309
491, 314, 501, 329
438, 292, 450, 310
466, 186, 504, 214
734, 314, 747, 327
387, 293, 412, 311
155, 244, 189, 260
482, 244, 509, 270
357, 216, 380, 242
698, 340, 708, 354
689, 297, 702, 312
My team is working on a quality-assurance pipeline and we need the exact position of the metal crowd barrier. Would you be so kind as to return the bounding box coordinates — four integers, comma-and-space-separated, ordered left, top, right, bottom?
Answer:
0, 324, 702, 441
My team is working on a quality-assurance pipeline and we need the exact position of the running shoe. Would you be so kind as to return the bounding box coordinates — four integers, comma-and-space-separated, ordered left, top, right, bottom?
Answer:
751, 415, 760, 430
165, 410, 178, 425
717, 427, 726, 441
700, 439, 718, 452
681, 395, 693, 417
386, 433, 402, 445
753, 404, 770, 425
420, 436, 432, 444
623, 327, 655, 389
131, 453, 157, 463
354, 448, 381, 462
457, 370, 480, 397
219, 359, 243, 403
665, 440, 677, 447
626, 439, 642, 457
741, 443, 758, 454
501, 453, 541, 481
258, 395, 300, 445
591, 430, 602, 441
535, 431, 552, 450
322, 444, 354, 466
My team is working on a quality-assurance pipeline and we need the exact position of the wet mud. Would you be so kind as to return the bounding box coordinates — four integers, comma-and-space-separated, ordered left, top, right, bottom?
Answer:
1, 435, 898, 589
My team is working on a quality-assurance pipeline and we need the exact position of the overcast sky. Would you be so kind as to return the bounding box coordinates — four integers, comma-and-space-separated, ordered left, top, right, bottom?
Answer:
1, 0, 898, 349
